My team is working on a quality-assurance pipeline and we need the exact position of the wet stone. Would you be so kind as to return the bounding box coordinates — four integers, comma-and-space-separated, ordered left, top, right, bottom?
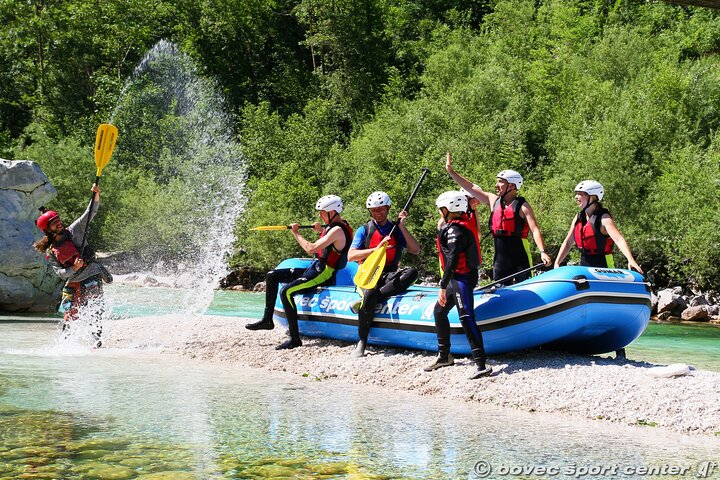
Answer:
307, 462, 350, 475
134, 472, 197, 480
74, 449, 113, 460
82, 464, 135, 480
242, 464, 300, 477
118, 457, 152, 468
9, 456, 52, 466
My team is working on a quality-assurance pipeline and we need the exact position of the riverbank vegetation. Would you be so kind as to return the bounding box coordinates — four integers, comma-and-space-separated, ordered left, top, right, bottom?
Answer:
2, 0, 719, 288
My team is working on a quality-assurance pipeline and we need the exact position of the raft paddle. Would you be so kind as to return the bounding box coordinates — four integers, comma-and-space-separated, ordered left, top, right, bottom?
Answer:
353, 168, 430, 291
79, 124, 118, 259
475, 263, 545, 291
250, 225, 325, 231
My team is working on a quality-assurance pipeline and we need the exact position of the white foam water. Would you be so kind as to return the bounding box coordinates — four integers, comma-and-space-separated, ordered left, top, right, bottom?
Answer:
108, 39, 246, 315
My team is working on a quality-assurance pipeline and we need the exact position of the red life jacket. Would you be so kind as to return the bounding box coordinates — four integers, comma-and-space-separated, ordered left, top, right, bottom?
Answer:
362, 220, 402, 271
436, 219, 479, 275
458, 211, 482, 264
49, 232, 80, 267
319, 220, 354, 270
489, 196, 528, 238
573, 207, 614, 255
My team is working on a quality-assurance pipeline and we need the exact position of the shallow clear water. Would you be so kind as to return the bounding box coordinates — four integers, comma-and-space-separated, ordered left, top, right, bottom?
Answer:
628, 322, 720, 372
1, 322, 720, 479
3, 285, 720, 478
104, 285, 720, 372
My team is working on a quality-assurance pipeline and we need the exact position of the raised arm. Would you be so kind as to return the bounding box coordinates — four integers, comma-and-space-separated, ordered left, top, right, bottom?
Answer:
69, 185, 100, 233
445, 152, 494, 207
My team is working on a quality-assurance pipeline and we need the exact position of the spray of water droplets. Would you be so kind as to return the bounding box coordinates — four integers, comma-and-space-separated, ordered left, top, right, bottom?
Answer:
109, 40, 246, 315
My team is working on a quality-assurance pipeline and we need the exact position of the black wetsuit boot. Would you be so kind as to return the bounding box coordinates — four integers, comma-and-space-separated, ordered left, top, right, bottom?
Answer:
246, 318, 274, 330
469, 348, 492, 379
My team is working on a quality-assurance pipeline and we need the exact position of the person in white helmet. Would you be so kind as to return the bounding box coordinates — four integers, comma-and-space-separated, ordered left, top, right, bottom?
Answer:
347, 191, 421, 358
246, 195, 354, 350
445, 152, 552, 284
554, 181, 642, 273
424, 191, 492, 379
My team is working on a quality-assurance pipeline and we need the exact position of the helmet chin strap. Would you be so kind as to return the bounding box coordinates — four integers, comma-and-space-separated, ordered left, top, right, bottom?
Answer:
582, 199, 597, 212
499, 184, 514, 204
580, 198, 598, 224
327, 211, 338, 224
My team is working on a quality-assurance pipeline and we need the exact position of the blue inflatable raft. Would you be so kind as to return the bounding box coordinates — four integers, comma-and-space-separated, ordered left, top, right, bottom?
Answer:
272, 259, 652, 355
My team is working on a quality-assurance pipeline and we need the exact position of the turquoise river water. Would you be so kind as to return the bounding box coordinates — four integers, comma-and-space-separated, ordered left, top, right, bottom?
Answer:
1, 285, 719, 479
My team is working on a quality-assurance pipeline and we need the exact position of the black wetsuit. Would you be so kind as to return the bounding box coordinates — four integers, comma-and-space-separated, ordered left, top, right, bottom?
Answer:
434, 220, 486, 364
262, 221, 353, 345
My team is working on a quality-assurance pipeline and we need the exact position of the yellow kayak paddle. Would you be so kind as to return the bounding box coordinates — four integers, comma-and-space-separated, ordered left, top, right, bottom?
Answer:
94, 123, 118, 181
250, 225, 325, 231
80, 123, 119, 258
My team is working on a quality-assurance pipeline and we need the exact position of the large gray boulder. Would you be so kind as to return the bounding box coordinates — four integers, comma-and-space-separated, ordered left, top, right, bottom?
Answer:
0, 159, 63, 312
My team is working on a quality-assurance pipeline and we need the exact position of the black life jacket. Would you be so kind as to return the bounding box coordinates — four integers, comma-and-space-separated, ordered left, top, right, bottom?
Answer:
319, 220, 354, 270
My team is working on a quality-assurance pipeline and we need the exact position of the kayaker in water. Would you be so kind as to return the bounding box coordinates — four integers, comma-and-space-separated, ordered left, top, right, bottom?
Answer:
425, 191, 492, 379
347, 191, 421, 358
246, 195, 353, 350
33, 185, 112, 347
554, 181, 643, 273
445, 152, 552, 284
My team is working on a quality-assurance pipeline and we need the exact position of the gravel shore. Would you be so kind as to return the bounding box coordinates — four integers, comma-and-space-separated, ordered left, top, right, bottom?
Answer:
103, 314, 720, 436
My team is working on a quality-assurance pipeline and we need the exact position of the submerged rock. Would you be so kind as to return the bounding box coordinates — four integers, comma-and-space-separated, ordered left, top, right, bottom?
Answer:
0, 159, 63, 312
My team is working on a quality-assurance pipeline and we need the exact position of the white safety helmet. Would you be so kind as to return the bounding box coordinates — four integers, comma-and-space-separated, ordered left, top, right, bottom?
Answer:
366, 191, 391, 208
497, 170, 523, 190
435, 191, 468, 213
315, 194, 343, 213
574, 180, 604, 201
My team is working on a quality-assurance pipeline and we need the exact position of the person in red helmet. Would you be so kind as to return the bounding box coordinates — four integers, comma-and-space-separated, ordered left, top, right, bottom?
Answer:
33, 185, 112, 347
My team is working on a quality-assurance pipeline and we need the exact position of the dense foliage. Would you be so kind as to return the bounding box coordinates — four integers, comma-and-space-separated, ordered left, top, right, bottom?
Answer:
2, 0, 719, 288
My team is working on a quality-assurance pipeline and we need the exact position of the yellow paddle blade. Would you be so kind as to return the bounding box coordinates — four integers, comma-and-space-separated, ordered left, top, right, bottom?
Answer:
249, 225, 290, 231
94, 123, 118, 177
354, 245, 387, 290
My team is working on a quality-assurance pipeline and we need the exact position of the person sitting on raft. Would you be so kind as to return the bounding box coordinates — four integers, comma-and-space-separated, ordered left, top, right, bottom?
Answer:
347, 191, 421, 358
246, 195, 353, 350
445, 152, 552, 284
554, 181, 643, 273
33, 184, 112, 347
425, 191, 492, 379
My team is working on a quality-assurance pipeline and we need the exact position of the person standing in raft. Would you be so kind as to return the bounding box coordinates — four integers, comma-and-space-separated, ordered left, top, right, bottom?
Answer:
425, 191, 492, 379
33, 185, 112, 347
554, 181, 643, 273
347, 191, 421, 358
445, 153, 552, 284
246, 195, 353, 350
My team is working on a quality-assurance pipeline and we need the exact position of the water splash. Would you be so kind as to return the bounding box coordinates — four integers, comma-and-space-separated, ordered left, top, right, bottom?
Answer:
109, 40, 246, 315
